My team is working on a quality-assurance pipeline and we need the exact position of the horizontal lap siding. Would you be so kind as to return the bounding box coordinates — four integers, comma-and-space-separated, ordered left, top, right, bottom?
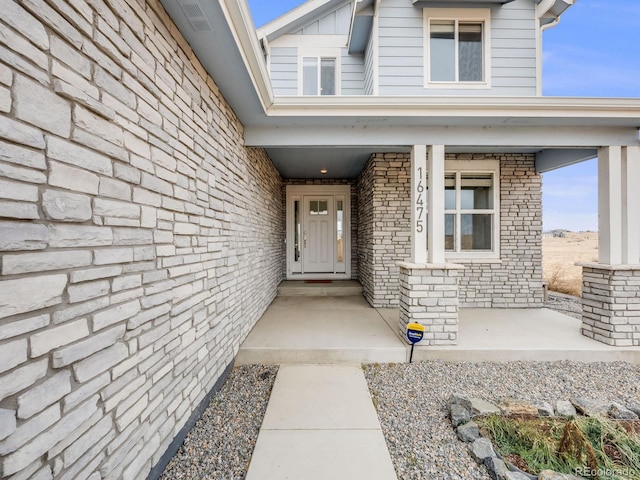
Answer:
342, 50, 365, 95
378, 0, 537, 96
270, 47, 298, 96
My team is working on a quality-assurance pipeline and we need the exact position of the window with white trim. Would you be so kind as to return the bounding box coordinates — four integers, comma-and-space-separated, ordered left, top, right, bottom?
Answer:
427, 160, 500, 259
425, 9, 490, 87
302, 56, 337, 95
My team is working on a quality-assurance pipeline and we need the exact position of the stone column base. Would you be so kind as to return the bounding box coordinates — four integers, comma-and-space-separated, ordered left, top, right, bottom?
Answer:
397, 262, 464, 346
579, 263, 640, 346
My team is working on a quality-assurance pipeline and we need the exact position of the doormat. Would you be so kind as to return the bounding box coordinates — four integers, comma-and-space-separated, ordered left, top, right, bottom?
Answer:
305, 280, 332, 283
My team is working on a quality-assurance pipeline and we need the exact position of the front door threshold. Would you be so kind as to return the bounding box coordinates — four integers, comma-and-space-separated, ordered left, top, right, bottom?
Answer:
287, 274, 351, 281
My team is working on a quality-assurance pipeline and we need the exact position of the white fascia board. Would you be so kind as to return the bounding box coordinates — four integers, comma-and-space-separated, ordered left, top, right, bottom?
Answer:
266, 95, 640, 122
219, 0, 274, 109
245, 125, 639, 148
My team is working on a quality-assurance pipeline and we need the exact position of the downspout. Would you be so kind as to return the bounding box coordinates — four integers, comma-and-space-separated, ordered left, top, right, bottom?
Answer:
347, 0, 358, 50
373, 0, 381, 95
535, 0, 563, 96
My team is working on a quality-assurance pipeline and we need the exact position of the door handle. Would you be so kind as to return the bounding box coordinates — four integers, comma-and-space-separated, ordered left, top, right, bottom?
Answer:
303, 233, 307, 248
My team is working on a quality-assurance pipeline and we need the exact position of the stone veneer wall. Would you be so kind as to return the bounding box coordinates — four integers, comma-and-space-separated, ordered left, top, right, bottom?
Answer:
581, 266, 640, 346
357, 153, 543, 308
282, 179, 358, 279
357, 154, 410, 306
0, 2, 283, 480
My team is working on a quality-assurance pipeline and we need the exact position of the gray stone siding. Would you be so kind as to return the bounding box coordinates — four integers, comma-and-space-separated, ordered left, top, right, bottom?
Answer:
357, 154, 410, 306
0, 2, 282, 480
357, 153, 543, 308
398, 263, 461, 345
282, 179, 358, 279
581, 265, 640, 346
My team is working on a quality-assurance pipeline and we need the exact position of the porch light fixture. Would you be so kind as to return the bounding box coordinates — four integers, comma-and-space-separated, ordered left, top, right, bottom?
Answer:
320, 169, 328, 174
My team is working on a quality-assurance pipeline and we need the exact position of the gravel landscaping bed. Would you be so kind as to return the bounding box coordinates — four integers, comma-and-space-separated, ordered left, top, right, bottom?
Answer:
160, 364, 278, 480
364, 361, 640, 480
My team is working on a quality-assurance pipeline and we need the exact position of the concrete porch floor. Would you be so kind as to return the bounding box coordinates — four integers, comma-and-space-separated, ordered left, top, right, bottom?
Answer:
236, 295, 640, 365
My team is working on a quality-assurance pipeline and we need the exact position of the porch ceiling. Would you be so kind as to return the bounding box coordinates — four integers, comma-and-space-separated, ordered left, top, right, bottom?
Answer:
266, 146, 584, 179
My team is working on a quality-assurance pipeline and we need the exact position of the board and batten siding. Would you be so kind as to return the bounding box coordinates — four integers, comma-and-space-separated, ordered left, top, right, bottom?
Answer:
292, 2, 352, 35
377, 0, 538, 96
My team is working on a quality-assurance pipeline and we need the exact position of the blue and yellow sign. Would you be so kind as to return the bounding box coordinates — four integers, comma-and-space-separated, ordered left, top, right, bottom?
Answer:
406, 322, 425, 344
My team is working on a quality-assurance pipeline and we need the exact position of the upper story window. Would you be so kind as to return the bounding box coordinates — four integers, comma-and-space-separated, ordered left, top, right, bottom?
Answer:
302, 57, 337, 95
424, 9, 491, 88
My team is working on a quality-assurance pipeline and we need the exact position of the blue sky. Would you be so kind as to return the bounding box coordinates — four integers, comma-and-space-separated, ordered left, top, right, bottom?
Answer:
247, 0, 640, 232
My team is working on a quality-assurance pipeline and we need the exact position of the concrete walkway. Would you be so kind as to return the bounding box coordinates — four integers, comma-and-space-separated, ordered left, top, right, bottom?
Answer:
245, 364, 398, 480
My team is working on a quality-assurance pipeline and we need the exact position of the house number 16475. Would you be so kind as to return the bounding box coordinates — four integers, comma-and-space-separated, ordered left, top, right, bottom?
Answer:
416, 167, 424, 233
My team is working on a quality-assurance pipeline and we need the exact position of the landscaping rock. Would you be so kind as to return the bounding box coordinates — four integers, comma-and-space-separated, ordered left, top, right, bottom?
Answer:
627, 402, 640, 418
570, 397, 609, 417
505, 471, 532, 480
449, 392, 471, 407
555, 400, 577, 417
449, 393, 500, 416
484, 456, 509, 480
450, 403, 471, 427
538, 470, 584, 480
471, 437, 496, 464
498, 398, 538, 416
469, 398, 501, 416
536, 401, 555, 417
609, 402, 639, 420
456, 421, 480, 442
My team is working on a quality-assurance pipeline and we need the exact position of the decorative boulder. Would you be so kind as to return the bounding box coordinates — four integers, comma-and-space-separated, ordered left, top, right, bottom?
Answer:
456, 421, 480, 442
609, 402, 639, 420
535, 401, 555, 417
498, 398, 538, 416
450, 403, 471, 427
484, 457, 509, 480
570, 397, 609, 417
471, 438, 496, 464
555, 400, 577, 417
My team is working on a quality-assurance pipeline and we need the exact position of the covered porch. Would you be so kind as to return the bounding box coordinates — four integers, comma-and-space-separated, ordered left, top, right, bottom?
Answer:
236, 286, 640, 365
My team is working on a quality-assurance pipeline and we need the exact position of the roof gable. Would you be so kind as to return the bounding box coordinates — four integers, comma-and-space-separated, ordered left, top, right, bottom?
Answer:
258, 0, 352, 42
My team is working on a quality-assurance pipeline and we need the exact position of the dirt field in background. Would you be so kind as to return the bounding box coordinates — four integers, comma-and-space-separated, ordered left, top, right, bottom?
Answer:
542, 232, 599, 297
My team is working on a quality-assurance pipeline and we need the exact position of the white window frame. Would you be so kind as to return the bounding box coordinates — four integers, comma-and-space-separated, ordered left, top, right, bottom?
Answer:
423, 8, 492, 89
298, 47, 341, 96
427, 160, 500, 260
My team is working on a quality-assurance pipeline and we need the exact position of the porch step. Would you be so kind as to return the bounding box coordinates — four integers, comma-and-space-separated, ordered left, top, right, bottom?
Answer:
277, 280, 363, 297
236, 296, 407, 365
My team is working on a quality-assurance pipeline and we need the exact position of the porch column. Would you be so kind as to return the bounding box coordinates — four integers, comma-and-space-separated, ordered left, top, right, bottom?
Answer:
410, 145, 427, 264
580, 146, 640, 347
427, 144, 445, 263
399, 145, 462, 349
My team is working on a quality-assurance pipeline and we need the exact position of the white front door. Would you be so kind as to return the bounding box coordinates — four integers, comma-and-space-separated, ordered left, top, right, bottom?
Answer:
286, 185, 351, 279
303, 196, 334, 273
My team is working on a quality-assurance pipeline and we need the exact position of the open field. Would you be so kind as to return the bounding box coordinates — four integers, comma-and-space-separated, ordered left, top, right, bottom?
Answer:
543, 231, 599, 297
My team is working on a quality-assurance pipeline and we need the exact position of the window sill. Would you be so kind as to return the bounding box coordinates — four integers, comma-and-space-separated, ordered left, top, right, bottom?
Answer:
448, 257, 502, 264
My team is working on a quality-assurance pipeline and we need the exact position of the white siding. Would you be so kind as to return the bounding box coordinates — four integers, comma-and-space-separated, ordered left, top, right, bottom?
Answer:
342, 49, 365, 95
293, 3, 353, 35
364, 31, 375, 95
377, 0, 538, 96
270, 47, 298, 95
